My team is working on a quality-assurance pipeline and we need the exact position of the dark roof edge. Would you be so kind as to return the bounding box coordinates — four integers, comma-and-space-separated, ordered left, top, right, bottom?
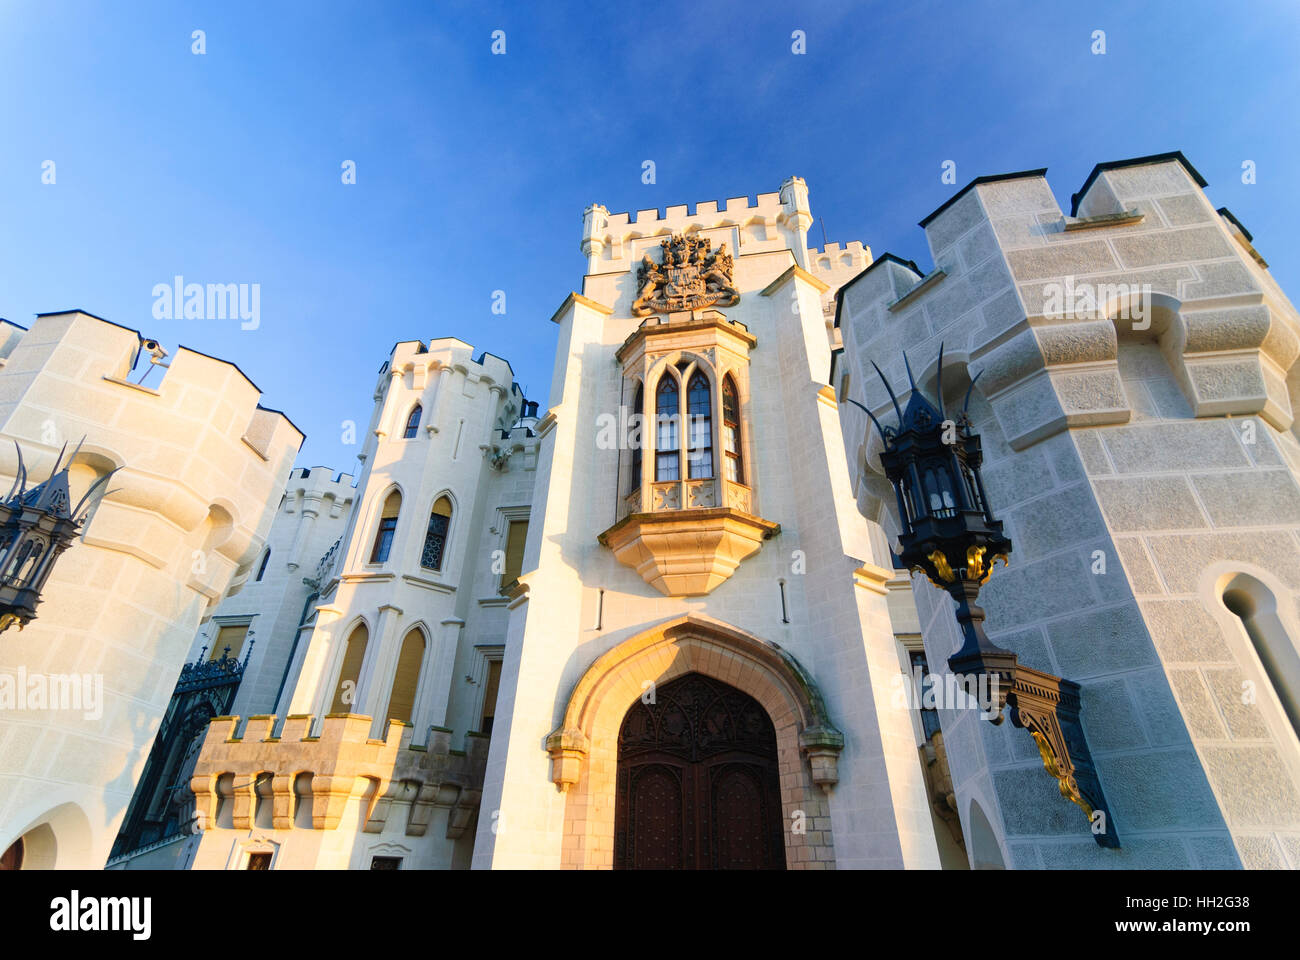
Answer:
1070, 151, 1207, 217
254, 403, 306, 444
918, 169, 1048, 228
1216, 206, 1253, 243
175, 344, 263, 394
831, 254, 923, 328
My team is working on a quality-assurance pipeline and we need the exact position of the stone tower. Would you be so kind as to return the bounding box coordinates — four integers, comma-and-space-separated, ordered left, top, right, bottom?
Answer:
472, 181, 940, 869
0, 310, 301, 869
835, 152, 1300, 869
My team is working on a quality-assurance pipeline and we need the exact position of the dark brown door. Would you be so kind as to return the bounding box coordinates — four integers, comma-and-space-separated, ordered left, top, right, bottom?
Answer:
615, 672, 785, 869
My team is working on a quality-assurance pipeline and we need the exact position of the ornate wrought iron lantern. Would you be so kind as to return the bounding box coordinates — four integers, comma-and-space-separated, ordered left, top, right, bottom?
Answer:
844, 347, 1118, 847
0, 441, 116, 633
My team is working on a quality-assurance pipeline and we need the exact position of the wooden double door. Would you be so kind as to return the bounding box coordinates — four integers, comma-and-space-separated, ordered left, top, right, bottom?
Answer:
614, 672, 785, 870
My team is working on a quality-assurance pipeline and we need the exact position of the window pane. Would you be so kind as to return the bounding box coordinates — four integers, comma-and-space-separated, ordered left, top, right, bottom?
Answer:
421, 512, 449, 570
656, 452, 680, 482
688, 450, 712, 479
501, 520, 528, 590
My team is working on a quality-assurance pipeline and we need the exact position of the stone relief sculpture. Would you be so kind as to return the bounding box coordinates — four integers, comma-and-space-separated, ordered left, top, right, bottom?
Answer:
632, 234, 741, 316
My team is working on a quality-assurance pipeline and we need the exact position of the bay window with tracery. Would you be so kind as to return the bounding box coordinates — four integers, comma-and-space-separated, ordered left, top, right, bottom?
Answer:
602, 303, 774, 596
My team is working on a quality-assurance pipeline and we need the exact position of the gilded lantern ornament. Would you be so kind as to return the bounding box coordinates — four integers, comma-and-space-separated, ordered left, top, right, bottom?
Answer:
845, 346, 1119, 847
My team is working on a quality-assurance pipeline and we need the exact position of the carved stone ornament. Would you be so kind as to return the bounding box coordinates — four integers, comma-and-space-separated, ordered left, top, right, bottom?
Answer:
632, 234, 740, 317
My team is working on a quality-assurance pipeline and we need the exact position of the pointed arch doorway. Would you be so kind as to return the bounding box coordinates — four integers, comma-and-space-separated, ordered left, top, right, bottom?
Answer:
615, 672, 784, 870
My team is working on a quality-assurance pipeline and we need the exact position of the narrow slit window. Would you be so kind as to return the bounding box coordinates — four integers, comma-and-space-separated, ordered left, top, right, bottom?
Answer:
687, 371, 713, 479
370, 490, 401, 563
403, 404, 422, 439
629, 382, 644, 494
655, 377, 680, 482
421, 496, 453, 571
723, 375, 743, 484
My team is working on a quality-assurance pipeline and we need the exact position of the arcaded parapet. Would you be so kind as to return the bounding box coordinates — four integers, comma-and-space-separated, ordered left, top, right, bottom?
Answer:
0, 309, 302, 869
188, 713, 488, 869
836, 154, 1300, 869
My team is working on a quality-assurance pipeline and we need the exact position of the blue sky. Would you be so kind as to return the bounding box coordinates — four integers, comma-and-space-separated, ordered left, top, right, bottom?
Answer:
2, 0, 1297, 473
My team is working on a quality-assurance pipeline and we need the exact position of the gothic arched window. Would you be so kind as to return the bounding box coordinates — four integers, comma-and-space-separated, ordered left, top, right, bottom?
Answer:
330, 624, 369, 714
655, 377, 680, 482
421, 496, 453, 571
386, 628, 426, 725
256, 548, 271, 581
403, 404, 422, 439
722, 374, 743, 484
370, 490, 401, 563
687, 372, 713, 479
629, 382, 644, 494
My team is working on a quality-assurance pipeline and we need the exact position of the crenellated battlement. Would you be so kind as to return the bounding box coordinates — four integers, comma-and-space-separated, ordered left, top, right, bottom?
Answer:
582, 176, 814, 274
837, 150, 1300, 452
0, 309, 302, 609
191, 713, 488, 838
284, 466, 357, 515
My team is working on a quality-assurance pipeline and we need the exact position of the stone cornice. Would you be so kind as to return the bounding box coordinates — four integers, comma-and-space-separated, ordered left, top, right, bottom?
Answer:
549, 292, 614, 325
614, 309, 757, 364
759, 264, 829, 297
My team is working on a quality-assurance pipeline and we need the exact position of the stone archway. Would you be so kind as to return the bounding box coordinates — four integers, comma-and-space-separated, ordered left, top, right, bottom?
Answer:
547, 614, 843, 869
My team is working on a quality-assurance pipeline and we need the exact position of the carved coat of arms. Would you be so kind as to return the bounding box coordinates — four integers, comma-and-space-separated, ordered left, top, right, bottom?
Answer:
632, 234, 740, 317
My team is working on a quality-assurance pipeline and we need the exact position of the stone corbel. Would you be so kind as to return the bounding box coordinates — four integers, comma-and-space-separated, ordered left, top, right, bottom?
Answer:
310, 774, 355, 830
798, 725, 844, 793
405, 783, 439, 837
364, 779, 414, 835
230, 774, 256, 830
271, 774, 294, 829
546, 727, 590, 792
446, 788, 481, 840
1170, 304, 1297, 429
1008, 665, 1119, 848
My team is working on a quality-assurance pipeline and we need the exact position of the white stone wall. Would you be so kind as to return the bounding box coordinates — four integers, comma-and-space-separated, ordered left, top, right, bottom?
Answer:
0, 311, 300, 868
214, 466, 357, 718
836, 154, 1300, 869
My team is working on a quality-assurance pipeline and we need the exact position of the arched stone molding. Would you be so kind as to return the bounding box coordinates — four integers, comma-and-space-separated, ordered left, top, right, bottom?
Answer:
546, 614, 843, 869
1, 799, 94, 869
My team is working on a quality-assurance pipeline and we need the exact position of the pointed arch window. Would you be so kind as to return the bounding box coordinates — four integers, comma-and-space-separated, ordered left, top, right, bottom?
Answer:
421, 496, 453, 571
722, 375, 743, 483
1223, 574, 1300, 739
330, 624, 369, 714
403, 404, 422, 439
370, 490, 401, 563
256, 548, 271, 581
386, 628, 426, 725
655, 377, 680, 482
629, 382, 644, 494
686, 371, 713, 479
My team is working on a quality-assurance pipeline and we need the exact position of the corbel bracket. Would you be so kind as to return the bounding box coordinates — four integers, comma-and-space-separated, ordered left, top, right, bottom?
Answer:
1008, 665, 1119, 848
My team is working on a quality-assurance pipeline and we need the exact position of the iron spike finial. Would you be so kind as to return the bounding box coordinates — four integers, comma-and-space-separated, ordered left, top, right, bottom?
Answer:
870, 360, 904, 426
962, 370, 984, 415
